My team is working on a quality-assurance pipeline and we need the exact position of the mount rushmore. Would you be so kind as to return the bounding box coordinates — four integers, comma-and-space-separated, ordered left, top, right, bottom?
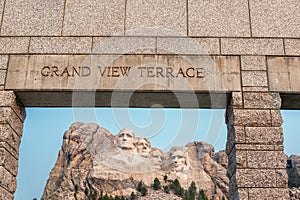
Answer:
42, 122, 228, 200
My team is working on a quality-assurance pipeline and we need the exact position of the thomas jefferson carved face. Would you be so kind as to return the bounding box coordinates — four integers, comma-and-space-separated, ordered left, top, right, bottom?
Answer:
116, 128, 136, 150
136, 138, 151, 157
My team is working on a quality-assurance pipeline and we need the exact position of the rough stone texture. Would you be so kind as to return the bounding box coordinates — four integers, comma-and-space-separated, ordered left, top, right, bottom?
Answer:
227, 109, 272, 127
242, 71, 268, 87
276, 169, 289, 187
0, 124, 20, 158
42, 122, 229, 199
92, 37, 156, 54
245, 127, 283, 145
285, 39, 300, 56
235, 144, 284, 151
0, 91, 26, 121
126, 0, 187, 36
188, 0, 250, 37
235, 169, 277, 188
243, 93, 281, 109
0, 166, 16, 193
0, 69, 5, 85
242, 87, 269, 92
241, 56, 266, 70
0, 55, 8, 69
0, 148, 18, 175
289, 188, 300, 200
156, 37, 220, 55
63, 0, 124, 36
247, 151, 287, 169
231, 92, 243, 108
0, 37, 29, 54
29, 37, 92, 54
1, 0, 64, 36
271, 110, 283, 127
0, 187, 13, 200
0, 107, 23, 136
250, 0, 300, 38
221, 38, 284, 55
249, 188, 289, 199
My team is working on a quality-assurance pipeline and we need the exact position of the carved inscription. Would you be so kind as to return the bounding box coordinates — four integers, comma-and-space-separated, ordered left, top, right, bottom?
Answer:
41, 65, 204, 79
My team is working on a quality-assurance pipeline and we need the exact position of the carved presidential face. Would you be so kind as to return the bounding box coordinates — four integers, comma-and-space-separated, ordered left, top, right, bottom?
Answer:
136, 138, 151, 157
150, 148, 163, 168
116, 128, 136, 150
170, 150, 186, 172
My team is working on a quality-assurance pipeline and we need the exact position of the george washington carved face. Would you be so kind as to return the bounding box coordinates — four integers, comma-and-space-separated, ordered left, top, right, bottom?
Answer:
136, 138, 151, 157
116, 128, 136, 150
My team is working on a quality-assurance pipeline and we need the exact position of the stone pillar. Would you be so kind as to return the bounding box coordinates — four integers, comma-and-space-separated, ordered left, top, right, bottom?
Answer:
225, 56, 289, 200
0, 91, 26, 200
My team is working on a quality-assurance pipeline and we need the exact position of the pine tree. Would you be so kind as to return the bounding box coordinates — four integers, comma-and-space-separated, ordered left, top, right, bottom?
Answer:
197, 189, 208, 200
163, 175, 168, 183
152, 178, 161, 190
222, 196, 226, 200
188, 181, 197, 200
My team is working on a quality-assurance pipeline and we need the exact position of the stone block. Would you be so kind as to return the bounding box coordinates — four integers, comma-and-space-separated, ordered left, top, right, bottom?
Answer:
242, 71, 268, 87
248, 188, 289, 199
0, 69, 5, 85
276, 169, 288, 187
241, 56, 266, 70
0, 187, 13, 200
247, 151, 287, 169
92, 37, 156, 54
63, 0, 124, 36
231, 92, 243, 108
0, 55, 8, 69
271, 110, 283, 127
0, 37, 29, 54
221, 38, 284, 55
0, 91, 26, 122
285, 39, 300, 56
156, 37, 220, 55
235, 169, 276, 187
30, 37, 92, 54
236, 144, 284, 151
126, 0, 187, 36
245, 127, 283, 145
228, 109, 272, 126
250, 0, 300, 38
188, 0, 250, 37
0, 123, 20, 156
235, 150, 247, 169
0, 107, 23, 136
243, 93, 281, 109
0, 148, 18, 176
1, 0, 64, 36
0, 166, 16, 193
267, 57, 290, 91
242, 87, 269, 92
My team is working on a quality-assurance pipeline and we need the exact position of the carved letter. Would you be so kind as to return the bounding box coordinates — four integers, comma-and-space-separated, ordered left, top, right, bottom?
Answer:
156, 67, 164, 77
196, 68, 205, 78
112, 67, 120, 77
41, 66, 50, 77
166, 67, 175, 78
176, 68, 186, 78
60, 67, 71, 77
138, 67, 146, 77
81, 66, 91, 77
186, 67, 195, 78
147, 67, 155, 77
120, 67, 131, 76
98, 67, 107, 77
51, 66, 59, 77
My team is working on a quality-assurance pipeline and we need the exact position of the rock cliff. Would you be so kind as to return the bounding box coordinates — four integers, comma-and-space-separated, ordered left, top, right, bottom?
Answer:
42, 122, 229, 200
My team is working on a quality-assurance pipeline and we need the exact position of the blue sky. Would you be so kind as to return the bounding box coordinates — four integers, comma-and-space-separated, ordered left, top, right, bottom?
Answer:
14, 108, 300, 200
